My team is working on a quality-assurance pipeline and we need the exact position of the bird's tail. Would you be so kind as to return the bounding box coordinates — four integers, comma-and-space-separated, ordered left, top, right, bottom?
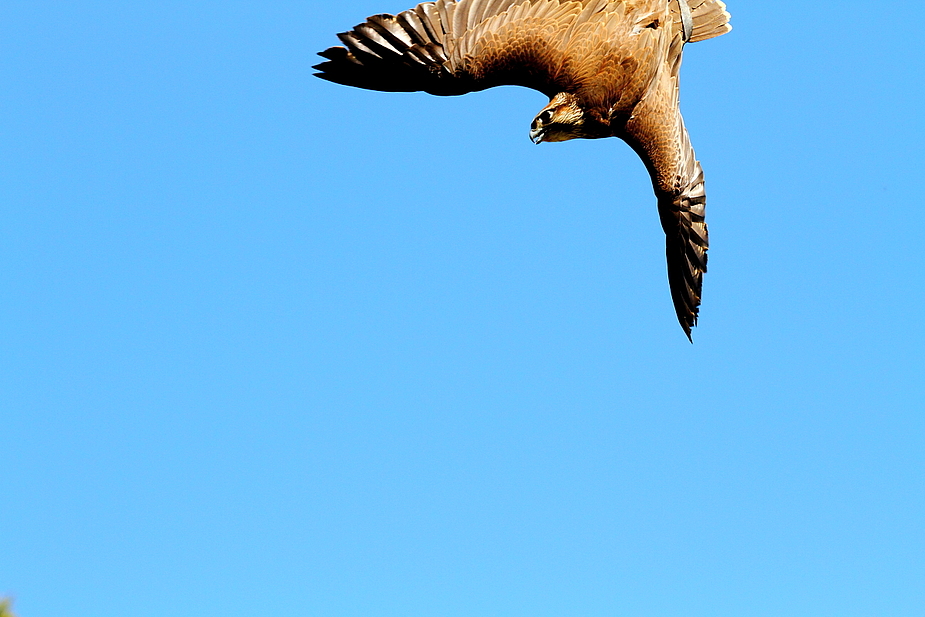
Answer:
687, 0, 732, 42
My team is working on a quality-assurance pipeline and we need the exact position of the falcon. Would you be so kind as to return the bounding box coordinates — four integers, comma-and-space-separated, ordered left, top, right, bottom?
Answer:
314, 0, 731, 340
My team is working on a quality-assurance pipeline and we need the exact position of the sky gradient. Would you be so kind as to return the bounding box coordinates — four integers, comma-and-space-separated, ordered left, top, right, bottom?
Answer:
2, 2, 923, 616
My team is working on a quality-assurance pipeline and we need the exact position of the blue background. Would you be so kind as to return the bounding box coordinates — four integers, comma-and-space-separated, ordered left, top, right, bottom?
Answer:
2, 2, 923, 615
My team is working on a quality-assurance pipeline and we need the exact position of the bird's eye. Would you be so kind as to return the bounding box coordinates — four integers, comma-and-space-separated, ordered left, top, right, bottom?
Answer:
539, 110, 554, 124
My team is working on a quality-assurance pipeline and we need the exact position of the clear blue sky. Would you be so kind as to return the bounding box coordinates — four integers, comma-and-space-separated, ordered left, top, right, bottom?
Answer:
2, 2, 923, 616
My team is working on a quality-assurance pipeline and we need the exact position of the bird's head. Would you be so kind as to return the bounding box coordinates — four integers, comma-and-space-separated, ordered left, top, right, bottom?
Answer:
529, 93, 591, 144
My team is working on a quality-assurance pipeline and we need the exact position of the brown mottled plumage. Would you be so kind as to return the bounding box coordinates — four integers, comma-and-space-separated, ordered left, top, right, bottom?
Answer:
314, 0, 731, 340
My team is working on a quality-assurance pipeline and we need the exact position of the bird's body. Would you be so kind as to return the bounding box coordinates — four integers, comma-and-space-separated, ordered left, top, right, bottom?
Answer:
315, 0, 731, 339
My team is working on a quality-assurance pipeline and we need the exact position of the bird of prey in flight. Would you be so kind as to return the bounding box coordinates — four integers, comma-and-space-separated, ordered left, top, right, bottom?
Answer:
314, 0, 731, 340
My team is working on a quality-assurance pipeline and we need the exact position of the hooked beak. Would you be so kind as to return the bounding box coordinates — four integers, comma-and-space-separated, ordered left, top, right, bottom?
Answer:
529, 127, 545, 144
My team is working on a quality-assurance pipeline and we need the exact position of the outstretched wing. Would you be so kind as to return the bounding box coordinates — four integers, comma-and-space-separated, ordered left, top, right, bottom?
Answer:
314, 0, 625, 98
620, 33, 709, 340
